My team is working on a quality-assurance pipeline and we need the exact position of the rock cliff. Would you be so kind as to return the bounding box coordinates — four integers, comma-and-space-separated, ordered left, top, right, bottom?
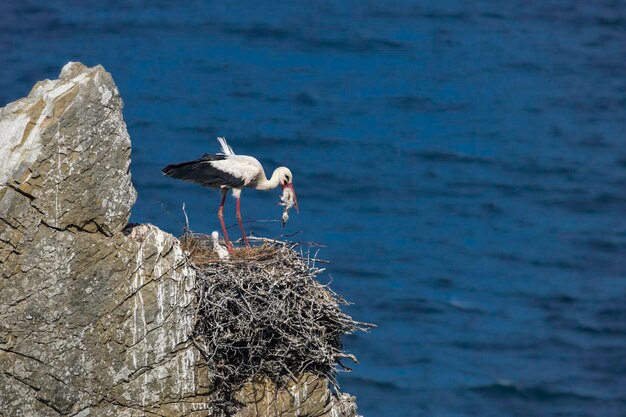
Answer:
0, 63, 358, 416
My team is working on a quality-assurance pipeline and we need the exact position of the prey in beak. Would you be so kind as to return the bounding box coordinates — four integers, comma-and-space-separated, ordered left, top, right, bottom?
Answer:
279, 182, 299, 227
281, 182, 299, 214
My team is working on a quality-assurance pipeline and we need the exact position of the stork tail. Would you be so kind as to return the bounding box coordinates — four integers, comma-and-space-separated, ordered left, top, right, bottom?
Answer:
217, 137, 235, 155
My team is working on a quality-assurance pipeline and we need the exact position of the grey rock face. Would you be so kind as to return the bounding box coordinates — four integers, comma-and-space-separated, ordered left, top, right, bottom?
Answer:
0, 63, 357, 417
0, 61, 135, 237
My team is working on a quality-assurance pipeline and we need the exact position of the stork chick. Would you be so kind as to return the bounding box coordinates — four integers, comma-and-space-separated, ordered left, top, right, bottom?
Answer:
211, 231, 230, 260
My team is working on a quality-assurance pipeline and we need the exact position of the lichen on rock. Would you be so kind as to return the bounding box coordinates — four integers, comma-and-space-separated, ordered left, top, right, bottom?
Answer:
0, 62, 362, 417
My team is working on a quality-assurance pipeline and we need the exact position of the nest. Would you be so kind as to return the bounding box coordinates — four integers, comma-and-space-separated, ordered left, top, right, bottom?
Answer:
181, 232, 373, 412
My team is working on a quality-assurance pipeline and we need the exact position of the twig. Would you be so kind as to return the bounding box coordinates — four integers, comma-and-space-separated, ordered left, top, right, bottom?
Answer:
182, 202, 190, 234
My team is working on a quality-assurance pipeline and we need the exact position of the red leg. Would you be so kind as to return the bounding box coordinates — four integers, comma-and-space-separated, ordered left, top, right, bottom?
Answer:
236, 197, 249, 246
217, 189, 234, 253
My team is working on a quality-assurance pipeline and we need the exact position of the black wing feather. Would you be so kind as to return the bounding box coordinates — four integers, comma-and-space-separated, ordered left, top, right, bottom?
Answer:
162, 154, 245, 188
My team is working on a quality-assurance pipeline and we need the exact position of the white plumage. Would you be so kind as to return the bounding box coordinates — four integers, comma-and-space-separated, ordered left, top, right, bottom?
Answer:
208, 155, 263, 187
217, 136, 235, 155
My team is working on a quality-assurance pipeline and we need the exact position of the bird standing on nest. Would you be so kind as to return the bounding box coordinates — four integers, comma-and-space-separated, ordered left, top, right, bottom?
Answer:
162, 137, 299, 253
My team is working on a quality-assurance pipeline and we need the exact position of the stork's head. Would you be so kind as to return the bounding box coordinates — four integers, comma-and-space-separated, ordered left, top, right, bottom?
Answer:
276, 167, 299, 213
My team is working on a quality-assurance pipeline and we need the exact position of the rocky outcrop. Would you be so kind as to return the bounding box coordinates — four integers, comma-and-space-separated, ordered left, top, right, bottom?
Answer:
0, 63, 358, 416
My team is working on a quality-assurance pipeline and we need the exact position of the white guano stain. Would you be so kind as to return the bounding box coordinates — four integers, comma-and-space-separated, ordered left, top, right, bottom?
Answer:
54, 125, 62, 228
126, 225, 198, 400
291, 384, 301, 411
98, 85, 113, 106
130, 230, 149, 370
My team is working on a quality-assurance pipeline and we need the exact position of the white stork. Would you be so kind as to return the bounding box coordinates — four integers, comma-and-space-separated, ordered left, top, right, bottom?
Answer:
211, 231, 230, 260
162, 137, 299, 252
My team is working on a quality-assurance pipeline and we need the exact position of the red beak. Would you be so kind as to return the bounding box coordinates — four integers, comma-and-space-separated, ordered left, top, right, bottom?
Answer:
288, 183, 299, 214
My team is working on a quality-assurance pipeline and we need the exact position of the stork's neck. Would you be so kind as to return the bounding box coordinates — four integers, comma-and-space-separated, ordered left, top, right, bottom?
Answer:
255, 168, 282, 190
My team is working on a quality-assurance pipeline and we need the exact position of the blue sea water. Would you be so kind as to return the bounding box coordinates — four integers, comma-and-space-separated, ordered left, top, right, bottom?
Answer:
2, 1, 626, 416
